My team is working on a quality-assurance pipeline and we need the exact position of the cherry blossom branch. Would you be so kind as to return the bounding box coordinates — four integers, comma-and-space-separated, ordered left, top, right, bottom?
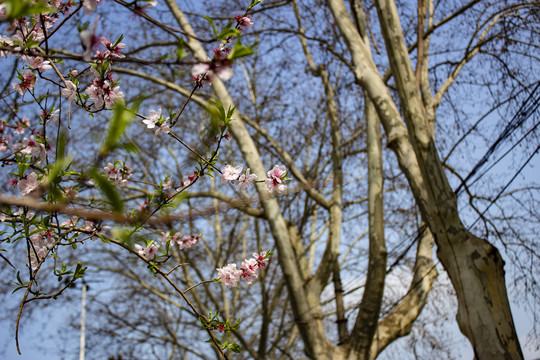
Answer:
105, 236, 229, 360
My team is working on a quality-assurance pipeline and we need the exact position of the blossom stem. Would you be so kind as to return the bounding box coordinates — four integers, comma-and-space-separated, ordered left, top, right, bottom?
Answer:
184, 279, 216, 293
170, 81, 200, 127
167, 130, 221, 173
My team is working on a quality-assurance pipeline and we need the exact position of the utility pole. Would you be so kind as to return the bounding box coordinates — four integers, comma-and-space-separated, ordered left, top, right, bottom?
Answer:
79, 280, 87, 360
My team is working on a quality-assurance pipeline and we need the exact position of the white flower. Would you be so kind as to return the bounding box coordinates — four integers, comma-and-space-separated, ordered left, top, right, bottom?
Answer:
18, 172, 39, 197
61, 80, 77, 102
221, 164, 243, 184
134, 244, 158, 260
83, 0, 101, 14
236, 168, 257, 191
24, 56, 51, 72
143, 108, 161, 129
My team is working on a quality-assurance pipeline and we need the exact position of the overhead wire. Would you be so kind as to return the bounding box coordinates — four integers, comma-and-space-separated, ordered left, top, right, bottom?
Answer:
455, 81, 540, 195
378, 82, 540, 317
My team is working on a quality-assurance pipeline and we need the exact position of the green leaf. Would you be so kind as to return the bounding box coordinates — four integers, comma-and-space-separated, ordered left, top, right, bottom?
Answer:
176, 38, 186, 59
44, 156, 72, 201
202, 16, 217, 36
74, 262, 87, 279
101, 100, 140, 155
56, 130, 67, 161
228, 41, 256, 60
227, 343, 241, 353
216, 21, 240, 42
3, 0, 51, 20
249, 0, 264, 9
89, 169, 124, 213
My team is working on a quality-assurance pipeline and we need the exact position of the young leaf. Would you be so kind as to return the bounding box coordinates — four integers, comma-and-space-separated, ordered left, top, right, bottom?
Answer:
101, 99, 141, 155
89, 169, 124, 213
202, 16, 217, 36
3, 0, 51, 20
227, 343, 241, 353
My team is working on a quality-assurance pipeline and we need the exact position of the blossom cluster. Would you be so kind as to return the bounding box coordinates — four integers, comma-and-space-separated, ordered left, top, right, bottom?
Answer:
12, 70, 37, 95
217, 251, 269, 287
28, 230, 55, 271
25, 218, 98, 271
80, 31, 126, 108
104, 162, 132, 185
192, 46, 233, 85
2, 2, 71, 94
134, 232, 200, 260
85, 72, 125, 109
221, 164, 288, 194
191, 14, 254, 85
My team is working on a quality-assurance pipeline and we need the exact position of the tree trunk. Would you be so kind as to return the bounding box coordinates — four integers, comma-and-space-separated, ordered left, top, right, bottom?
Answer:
325, 0, 524, 357
373, 1, 523, 358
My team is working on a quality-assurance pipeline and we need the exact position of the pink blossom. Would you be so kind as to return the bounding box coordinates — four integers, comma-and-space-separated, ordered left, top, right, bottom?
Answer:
61, 80, 77, 102
80, 18, 100, 61
134, 244, 158, 260
12, 70, 36, 95
24, 56, 51, 72
158, 232, 170, 247
100, 36, 125, 58
103, 83, 124, 108
221, 164, 243, 184
18, 172, 39, 197
234, 15, 253, 29
85, 78, 124, 109
217, 263, 243, 287
28, 230, 54, 271
192, 59, 233, 83
179, 234, 199, 249
180, 175, 192, 188
85, 83, 102, 107
20, 135, 46, 162
8, 178, 18, 187
214, 324, 226, 332
103, 162, 131, 185
265, 165, 287, 195
236, 168, 257, 191
240, 258, 259, 284
60, 217, 78, 227
143, 108, 161, 129
104, 162, 116, 177
15, 124, 25, 135
64, 187, 78, 198
155, 116, 171, 135
84, 221, 95, 232
146, 245, 158, 258
253, 251, 268, 269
